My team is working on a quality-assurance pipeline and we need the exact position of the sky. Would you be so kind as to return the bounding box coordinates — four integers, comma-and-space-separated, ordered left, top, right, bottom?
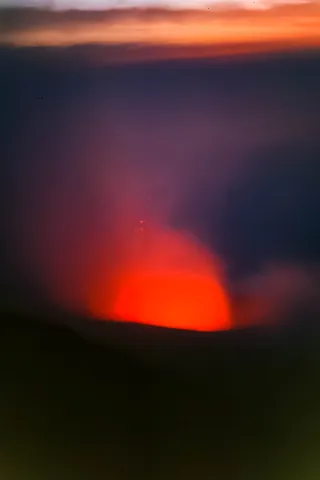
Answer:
1, 2, 320, 60
1, 0, 317, 9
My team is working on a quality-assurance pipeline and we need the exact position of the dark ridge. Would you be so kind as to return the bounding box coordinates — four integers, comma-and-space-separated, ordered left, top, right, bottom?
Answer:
1, 310, 320, 479
1, 308, 320, 373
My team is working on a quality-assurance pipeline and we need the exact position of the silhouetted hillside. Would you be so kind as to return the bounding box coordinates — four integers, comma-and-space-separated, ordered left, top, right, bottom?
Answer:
1, 311, 320, 479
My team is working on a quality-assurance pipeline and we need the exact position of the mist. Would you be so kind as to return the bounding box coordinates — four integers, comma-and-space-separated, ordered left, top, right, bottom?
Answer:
1, 50, 319, 329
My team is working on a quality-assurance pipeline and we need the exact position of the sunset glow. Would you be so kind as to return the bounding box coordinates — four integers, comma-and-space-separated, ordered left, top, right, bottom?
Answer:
1, 3, 320, 62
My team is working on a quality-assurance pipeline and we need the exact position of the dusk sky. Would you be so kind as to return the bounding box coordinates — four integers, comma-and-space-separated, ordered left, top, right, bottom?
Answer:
2, 0, 318, 8
1, 1, 320, 61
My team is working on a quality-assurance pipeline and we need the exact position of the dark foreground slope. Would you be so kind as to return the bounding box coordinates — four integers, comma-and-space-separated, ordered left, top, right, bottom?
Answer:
1, 312, 320, 479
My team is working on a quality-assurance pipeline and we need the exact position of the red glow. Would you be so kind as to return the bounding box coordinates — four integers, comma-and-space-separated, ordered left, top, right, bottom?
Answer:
112, 270, 231, 331
90, 226, 231, 332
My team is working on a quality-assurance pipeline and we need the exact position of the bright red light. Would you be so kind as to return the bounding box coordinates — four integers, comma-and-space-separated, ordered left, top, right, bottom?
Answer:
112, 270, 231, 331
90, 226, 231, 332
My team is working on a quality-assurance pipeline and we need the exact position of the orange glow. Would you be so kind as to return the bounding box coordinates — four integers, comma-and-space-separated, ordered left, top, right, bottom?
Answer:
89, 226, 231, 331
112, 270, 231, 331
1, 3, 320, 62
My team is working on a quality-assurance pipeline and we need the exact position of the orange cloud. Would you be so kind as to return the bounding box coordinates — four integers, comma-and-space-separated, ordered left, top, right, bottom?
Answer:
1, 3, 320, 62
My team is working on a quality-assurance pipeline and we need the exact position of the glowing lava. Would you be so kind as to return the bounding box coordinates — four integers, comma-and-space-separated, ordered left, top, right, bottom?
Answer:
112, 270, 230, 331
91, 225, 231, 332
